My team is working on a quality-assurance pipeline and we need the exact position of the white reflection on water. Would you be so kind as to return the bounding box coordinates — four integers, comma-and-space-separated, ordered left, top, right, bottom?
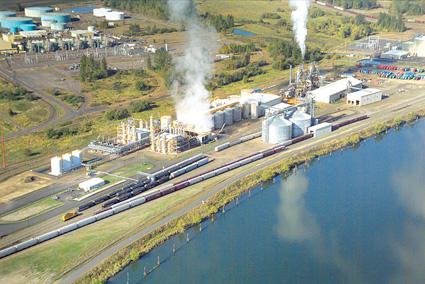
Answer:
390, 128, 425, 284
276, 172, 363, 283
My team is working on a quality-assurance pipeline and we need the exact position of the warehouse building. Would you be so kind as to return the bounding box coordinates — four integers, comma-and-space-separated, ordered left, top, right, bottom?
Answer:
79, 178, 105, 192
347, 88, 382, 106
309, 77, 362, 104
381, 49, 409, 60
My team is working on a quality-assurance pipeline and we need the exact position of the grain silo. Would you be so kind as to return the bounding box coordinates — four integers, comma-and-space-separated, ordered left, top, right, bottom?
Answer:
233, 105, 242, 122
224, 108, 234, 126
242, 102, 251, 119
250, 102, 259, 119
289, 111, 311, 137
25, 6, 53, 17
214, 111, 225, 129
262, 115, 292, 144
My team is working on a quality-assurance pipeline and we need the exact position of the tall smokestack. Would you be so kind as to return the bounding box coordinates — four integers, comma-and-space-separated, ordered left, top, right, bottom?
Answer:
289, 0, 311, 59
167, 0, 217, 132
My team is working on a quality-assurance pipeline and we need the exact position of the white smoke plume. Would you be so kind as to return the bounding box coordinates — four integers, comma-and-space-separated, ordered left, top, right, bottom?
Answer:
167, 0, 217, 132
289, 0, 311, 58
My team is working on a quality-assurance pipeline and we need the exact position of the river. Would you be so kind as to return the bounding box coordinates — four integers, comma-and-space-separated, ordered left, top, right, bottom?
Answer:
109, 120, 425, 284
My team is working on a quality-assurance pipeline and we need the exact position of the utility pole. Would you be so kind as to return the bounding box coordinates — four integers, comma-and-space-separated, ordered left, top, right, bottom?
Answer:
1, 127, 6, 169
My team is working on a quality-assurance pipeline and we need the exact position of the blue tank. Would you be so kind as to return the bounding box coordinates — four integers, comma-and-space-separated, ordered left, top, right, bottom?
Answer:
0, 11, 16, 19
20, 24, 37, 31
0, 17, 33, 30
41, 12, 71, 23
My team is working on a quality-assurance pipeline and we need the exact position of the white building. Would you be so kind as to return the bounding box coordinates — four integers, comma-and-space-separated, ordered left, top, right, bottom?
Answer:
264, 102, 292, 116
79, 177, 105, 192
50, 156, 63, 176
381, 49, 409, 60
308, 122, 332, 138
347, 88, 382, 106
309, 77, 362, 104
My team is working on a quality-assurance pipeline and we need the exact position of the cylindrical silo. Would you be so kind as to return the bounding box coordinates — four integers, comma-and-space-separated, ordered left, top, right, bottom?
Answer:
214, 111, 225, 130
242, 102, 250, 119
0, 11, 16, 20
1, 17, 32, 31
25, 6, 53, 17
20, 24, 37, 31
233, 105, 242, 122
250, 102, 259, 119
224, 108, 234, 126
41, 12, 71, 24
289, 111, 312, 138
262, 115, 292, 144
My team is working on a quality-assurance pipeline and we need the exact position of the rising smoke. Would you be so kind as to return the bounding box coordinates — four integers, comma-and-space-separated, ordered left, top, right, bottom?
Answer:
289, 0, 311, 58
167, 0, 218, 132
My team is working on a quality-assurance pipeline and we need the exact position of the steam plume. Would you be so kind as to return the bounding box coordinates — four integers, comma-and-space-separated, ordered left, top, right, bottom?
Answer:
168, 0, 217, 132
289, 0, 311, 58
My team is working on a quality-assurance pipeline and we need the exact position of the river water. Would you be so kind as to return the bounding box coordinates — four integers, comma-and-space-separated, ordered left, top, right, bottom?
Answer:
109, 120, 425, 284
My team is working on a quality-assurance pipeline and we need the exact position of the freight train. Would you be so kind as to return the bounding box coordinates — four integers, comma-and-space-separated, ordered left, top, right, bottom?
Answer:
0, 116, 369, 258
74, 154, 208, 214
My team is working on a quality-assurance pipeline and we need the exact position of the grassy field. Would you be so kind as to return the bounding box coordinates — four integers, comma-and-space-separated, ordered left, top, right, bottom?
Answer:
110, 162, 154, 177
0, 196, 63, 223
0, 169, 238, 283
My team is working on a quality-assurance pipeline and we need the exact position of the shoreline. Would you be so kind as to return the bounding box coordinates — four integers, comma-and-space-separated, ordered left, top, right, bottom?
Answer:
73, 109, 425, 283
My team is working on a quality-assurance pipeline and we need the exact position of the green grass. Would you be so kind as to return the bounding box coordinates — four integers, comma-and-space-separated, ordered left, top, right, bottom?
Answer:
0, 195, 63, 223
110, 162, 155, 177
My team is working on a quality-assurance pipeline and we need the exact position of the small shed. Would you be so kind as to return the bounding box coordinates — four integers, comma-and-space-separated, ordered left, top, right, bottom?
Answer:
79, 177, 105, 192
308, 122, 332, 138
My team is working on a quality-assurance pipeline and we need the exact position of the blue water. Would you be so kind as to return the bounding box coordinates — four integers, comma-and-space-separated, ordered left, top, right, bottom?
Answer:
109, 120, 425, 284
65, 5, 96, 14
232, 28, 256, 37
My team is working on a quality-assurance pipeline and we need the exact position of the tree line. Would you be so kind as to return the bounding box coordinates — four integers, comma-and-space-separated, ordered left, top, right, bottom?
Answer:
376, 13, 406, 32
322, 0, 378, 9
200, 13, 235, 32
103, 0, 168, 19
79, 55, 108, 82
391, 0, 425, 16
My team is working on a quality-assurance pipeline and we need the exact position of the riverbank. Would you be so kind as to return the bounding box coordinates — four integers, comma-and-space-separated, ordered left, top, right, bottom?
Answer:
75, 109, 425, 284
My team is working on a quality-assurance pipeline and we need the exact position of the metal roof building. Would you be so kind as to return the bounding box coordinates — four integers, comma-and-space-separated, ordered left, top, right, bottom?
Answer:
79, 178, 105, 192
381, 49, 409, 60
347, 88, 382, 106
309, 77, 362, 104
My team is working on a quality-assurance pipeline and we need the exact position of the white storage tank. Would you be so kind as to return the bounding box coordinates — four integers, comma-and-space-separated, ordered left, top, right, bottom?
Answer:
289, 111, 312, 138
233, 105, 242, 122
50, 156, 63, 176
262, 115, 292, 144
88, 25, 95, 32
242, 102, 251, 119
224, 108, 234, 126
93, 8, 112, 17
105, 11, 124, 21
214, 111, 225, 129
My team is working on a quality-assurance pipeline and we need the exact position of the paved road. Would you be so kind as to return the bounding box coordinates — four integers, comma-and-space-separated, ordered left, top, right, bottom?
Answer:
60, 92, 425, 283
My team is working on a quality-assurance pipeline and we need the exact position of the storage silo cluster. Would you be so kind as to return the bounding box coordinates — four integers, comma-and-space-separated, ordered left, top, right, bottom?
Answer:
0, 17, 33, 33
50, 150, 82, 176
93, 8, 124, 21
24, 7, 54, 18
